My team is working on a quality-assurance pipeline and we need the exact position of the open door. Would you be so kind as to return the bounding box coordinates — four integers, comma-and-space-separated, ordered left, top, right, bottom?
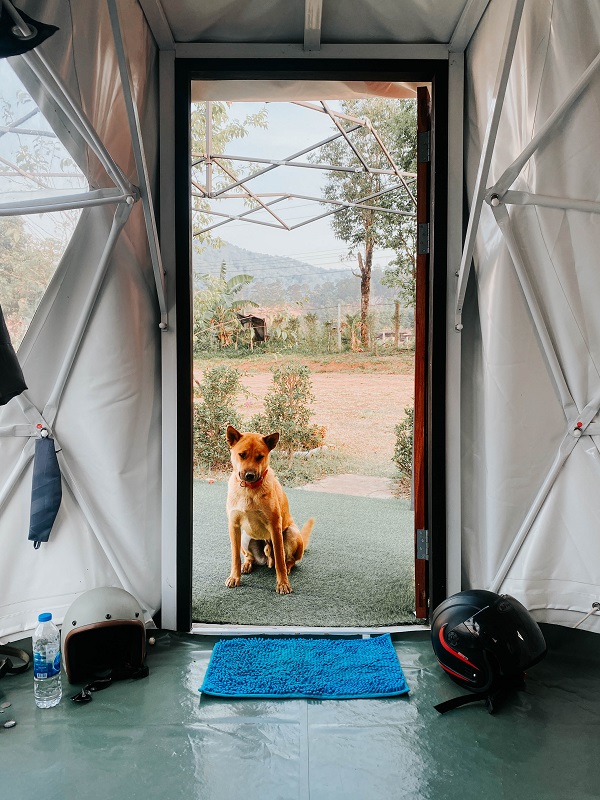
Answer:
414, 85, 431, 619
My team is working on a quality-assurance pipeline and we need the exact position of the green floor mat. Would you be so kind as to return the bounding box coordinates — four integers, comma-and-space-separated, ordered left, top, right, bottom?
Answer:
192, 479, 416, 626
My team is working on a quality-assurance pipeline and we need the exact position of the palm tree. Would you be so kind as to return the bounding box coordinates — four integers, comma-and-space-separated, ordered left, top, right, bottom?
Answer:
193, 261, 258, 350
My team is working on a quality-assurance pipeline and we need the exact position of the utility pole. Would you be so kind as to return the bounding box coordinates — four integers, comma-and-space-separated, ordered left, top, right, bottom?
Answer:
337, 303, 342, 351
394, 301, 400, 349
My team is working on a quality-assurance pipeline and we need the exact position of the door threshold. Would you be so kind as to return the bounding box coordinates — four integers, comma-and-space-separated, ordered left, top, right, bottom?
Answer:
191, 623, 430, 636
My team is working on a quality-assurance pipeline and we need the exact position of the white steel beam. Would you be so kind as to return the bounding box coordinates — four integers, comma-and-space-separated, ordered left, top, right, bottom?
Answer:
108, 0, 168, 329
138, 0, 175, 50
445, 52, 464, 598
21, 50, 134, 197
448, 0, 491, 52
489, 50, 600, 199
502, 190, 600, 215
304, 0, 323, 52
158, 49, 178, 632
43, 202, 133, 428
175, 43, 449, 60
454, 0, 524, 329
0, 188, 131, 216
486, 203, 600, 593
492, 204, 577, 420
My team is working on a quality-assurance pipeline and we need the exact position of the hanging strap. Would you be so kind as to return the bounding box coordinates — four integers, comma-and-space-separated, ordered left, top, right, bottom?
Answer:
434, 692, 493, 714
435, 675, 527, 715
71, 663, 149, 703
0, 644, 31, 678
28, 435, 62, 548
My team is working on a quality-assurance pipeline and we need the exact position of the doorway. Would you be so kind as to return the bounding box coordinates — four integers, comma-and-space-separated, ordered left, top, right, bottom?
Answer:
173, 60, 448, 632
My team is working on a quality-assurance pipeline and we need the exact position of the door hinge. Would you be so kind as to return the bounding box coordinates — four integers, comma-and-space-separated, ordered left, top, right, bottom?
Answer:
416, 529, 429, 561
417, 130, 431, 163
417, 223, 430, 255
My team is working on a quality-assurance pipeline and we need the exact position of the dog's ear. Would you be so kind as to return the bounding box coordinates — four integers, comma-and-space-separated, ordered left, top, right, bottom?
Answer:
263, 432, 280, 451
226, 425, 242, 447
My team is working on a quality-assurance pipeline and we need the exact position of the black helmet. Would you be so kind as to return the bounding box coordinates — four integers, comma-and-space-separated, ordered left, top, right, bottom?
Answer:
431, 590, 546, 711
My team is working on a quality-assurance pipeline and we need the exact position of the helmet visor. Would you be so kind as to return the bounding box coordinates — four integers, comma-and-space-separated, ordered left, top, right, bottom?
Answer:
454, 595, 546, 675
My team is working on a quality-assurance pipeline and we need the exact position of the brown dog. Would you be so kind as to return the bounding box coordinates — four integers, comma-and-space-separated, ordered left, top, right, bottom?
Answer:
225, 425, 315, 594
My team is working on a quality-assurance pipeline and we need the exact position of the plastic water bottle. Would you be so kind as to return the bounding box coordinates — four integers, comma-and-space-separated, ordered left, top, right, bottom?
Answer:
33, 612, 62, 708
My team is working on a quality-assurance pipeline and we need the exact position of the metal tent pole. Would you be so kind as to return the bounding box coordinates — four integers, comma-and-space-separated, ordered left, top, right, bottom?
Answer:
489, 50, 600, 199
0, 188, 133, 216
42, 202, 133, 428
454, 0, 525, 329
107, 0, 168, 329
21, 49, 134, 198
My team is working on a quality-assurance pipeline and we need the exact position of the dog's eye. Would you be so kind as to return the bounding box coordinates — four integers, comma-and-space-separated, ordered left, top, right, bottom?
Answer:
239, 452, 247, 460
256, 454, 264, 461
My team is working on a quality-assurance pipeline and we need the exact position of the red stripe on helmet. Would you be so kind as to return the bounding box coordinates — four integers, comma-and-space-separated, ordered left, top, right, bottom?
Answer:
439, 624, 480, 670
438, 661, 471, 682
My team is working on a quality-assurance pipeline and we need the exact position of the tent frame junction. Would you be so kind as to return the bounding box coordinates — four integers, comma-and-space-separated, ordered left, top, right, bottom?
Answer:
2, 0, 600, 630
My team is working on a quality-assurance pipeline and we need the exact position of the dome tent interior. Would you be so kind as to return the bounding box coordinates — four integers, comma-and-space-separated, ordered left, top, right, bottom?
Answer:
2, 1, 600, 797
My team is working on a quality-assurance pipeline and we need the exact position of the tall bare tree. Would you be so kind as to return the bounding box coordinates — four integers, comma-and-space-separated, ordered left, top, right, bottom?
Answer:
313, 99, 416, 347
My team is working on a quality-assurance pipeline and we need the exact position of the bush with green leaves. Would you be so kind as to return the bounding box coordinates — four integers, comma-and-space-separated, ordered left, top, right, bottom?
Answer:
251, 364, 325, 453
193, 364, 243, 471
393, 405, 413, 489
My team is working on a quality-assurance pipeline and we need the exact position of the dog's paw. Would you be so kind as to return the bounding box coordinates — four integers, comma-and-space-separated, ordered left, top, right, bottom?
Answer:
276, 581, 292, 595
241, 561, 253, 574
225, 575, 241, 588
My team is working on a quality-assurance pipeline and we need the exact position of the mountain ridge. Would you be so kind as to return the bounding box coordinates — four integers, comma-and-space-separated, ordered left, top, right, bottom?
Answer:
193, 241, 331, 286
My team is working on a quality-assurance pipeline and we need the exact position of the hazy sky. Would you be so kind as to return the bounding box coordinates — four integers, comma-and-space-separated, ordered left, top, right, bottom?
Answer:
197, 101, 397, 272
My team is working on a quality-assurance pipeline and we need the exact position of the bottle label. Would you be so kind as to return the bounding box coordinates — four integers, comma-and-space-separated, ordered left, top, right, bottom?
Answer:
33, 645, 60, 678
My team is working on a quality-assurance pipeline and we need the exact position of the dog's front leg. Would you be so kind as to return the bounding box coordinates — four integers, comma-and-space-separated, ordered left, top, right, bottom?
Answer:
225, 512, 243, 587
270, 516, 292, 594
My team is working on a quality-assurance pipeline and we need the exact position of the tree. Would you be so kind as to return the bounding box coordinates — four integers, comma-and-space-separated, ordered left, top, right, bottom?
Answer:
312, 99, 417, 346
191, 102, 267, 252
193, 261, 257, 351
0, 80, 83, 348
0, 216, 62, 348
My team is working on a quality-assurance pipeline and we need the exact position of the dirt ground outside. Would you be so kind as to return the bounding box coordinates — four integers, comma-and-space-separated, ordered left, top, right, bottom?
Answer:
194, 351, 415, 479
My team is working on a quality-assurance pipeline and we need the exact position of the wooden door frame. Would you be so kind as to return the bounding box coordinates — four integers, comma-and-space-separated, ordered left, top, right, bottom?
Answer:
172, 58, 448, 631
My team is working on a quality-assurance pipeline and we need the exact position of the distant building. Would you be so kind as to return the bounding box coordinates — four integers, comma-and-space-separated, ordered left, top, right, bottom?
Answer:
237, 313, 267, 342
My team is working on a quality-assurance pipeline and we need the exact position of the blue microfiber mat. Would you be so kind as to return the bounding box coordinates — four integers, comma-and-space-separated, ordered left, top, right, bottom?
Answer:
200, 634, 410, 699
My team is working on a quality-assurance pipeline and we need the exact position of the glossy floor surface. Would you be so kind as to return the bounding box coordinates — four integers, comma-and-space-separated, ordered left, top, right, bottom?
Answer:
2, 625, 599, 800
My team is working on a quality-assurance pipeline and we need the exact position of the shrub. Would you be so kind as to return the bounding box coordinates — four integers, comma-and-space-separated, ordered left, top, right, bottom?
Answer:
251, 364, 325, 453
193, 364, 243, 471
393, 405, 414, 490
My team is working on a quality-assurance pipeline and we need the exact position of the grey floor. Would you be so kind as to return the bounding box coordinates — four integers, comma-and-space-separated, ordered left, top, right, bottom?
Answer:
2, 624, 600, 800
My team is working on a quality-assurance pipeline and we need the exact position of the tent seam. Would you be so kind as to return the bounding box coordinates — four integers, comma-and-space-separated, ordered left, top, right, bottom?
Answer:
532, 204, 600, 387
66, 0, 91, 183
526, 0, 554, 186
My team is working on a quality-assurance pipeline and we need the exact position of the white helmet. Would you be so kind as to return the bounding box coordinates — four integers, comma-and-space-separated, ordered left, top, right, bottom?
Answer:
63, 587, 146, 683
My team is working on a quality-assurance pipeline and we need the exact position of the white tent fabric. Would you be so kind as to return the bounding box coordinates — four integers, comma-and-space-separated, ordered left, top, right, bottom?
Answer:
162, 0, 469, 45
462, 0, 600, 631
0, 0, 161, 639
191, 81, 422, 103
2, 0, 600, 639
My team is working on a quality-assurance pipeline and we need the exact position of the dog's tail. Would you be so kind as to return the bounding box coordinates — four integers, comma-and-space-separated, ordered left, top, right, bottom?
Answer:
300, 518, 315, 549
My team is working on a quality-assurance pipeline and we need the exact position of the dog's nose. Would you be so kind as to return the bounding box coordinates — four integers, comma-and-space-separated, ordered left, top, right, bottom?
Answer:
244, 470, 257, 482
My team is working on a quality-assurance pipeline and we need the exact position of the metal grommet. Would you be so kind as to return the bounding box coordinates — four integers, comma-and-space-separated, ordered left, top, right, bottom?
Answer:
105, 613, 112, 620
12, 23, 37, 41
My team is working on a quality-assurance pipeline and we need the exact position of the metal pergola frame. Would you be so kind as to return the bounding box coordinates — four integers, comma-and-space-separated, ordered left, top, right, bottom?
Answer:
191, 99, 417, 241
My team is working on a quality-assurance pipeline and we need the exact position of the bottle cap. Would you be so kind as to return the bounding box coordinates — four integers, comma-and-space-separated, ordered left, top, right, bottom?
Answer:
38, 612, 52, 622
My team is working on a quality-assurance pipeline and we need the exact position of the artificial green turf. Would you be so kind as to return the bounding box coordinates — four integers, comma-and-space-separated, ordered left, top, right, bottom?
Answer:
192, 479, 416, 627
